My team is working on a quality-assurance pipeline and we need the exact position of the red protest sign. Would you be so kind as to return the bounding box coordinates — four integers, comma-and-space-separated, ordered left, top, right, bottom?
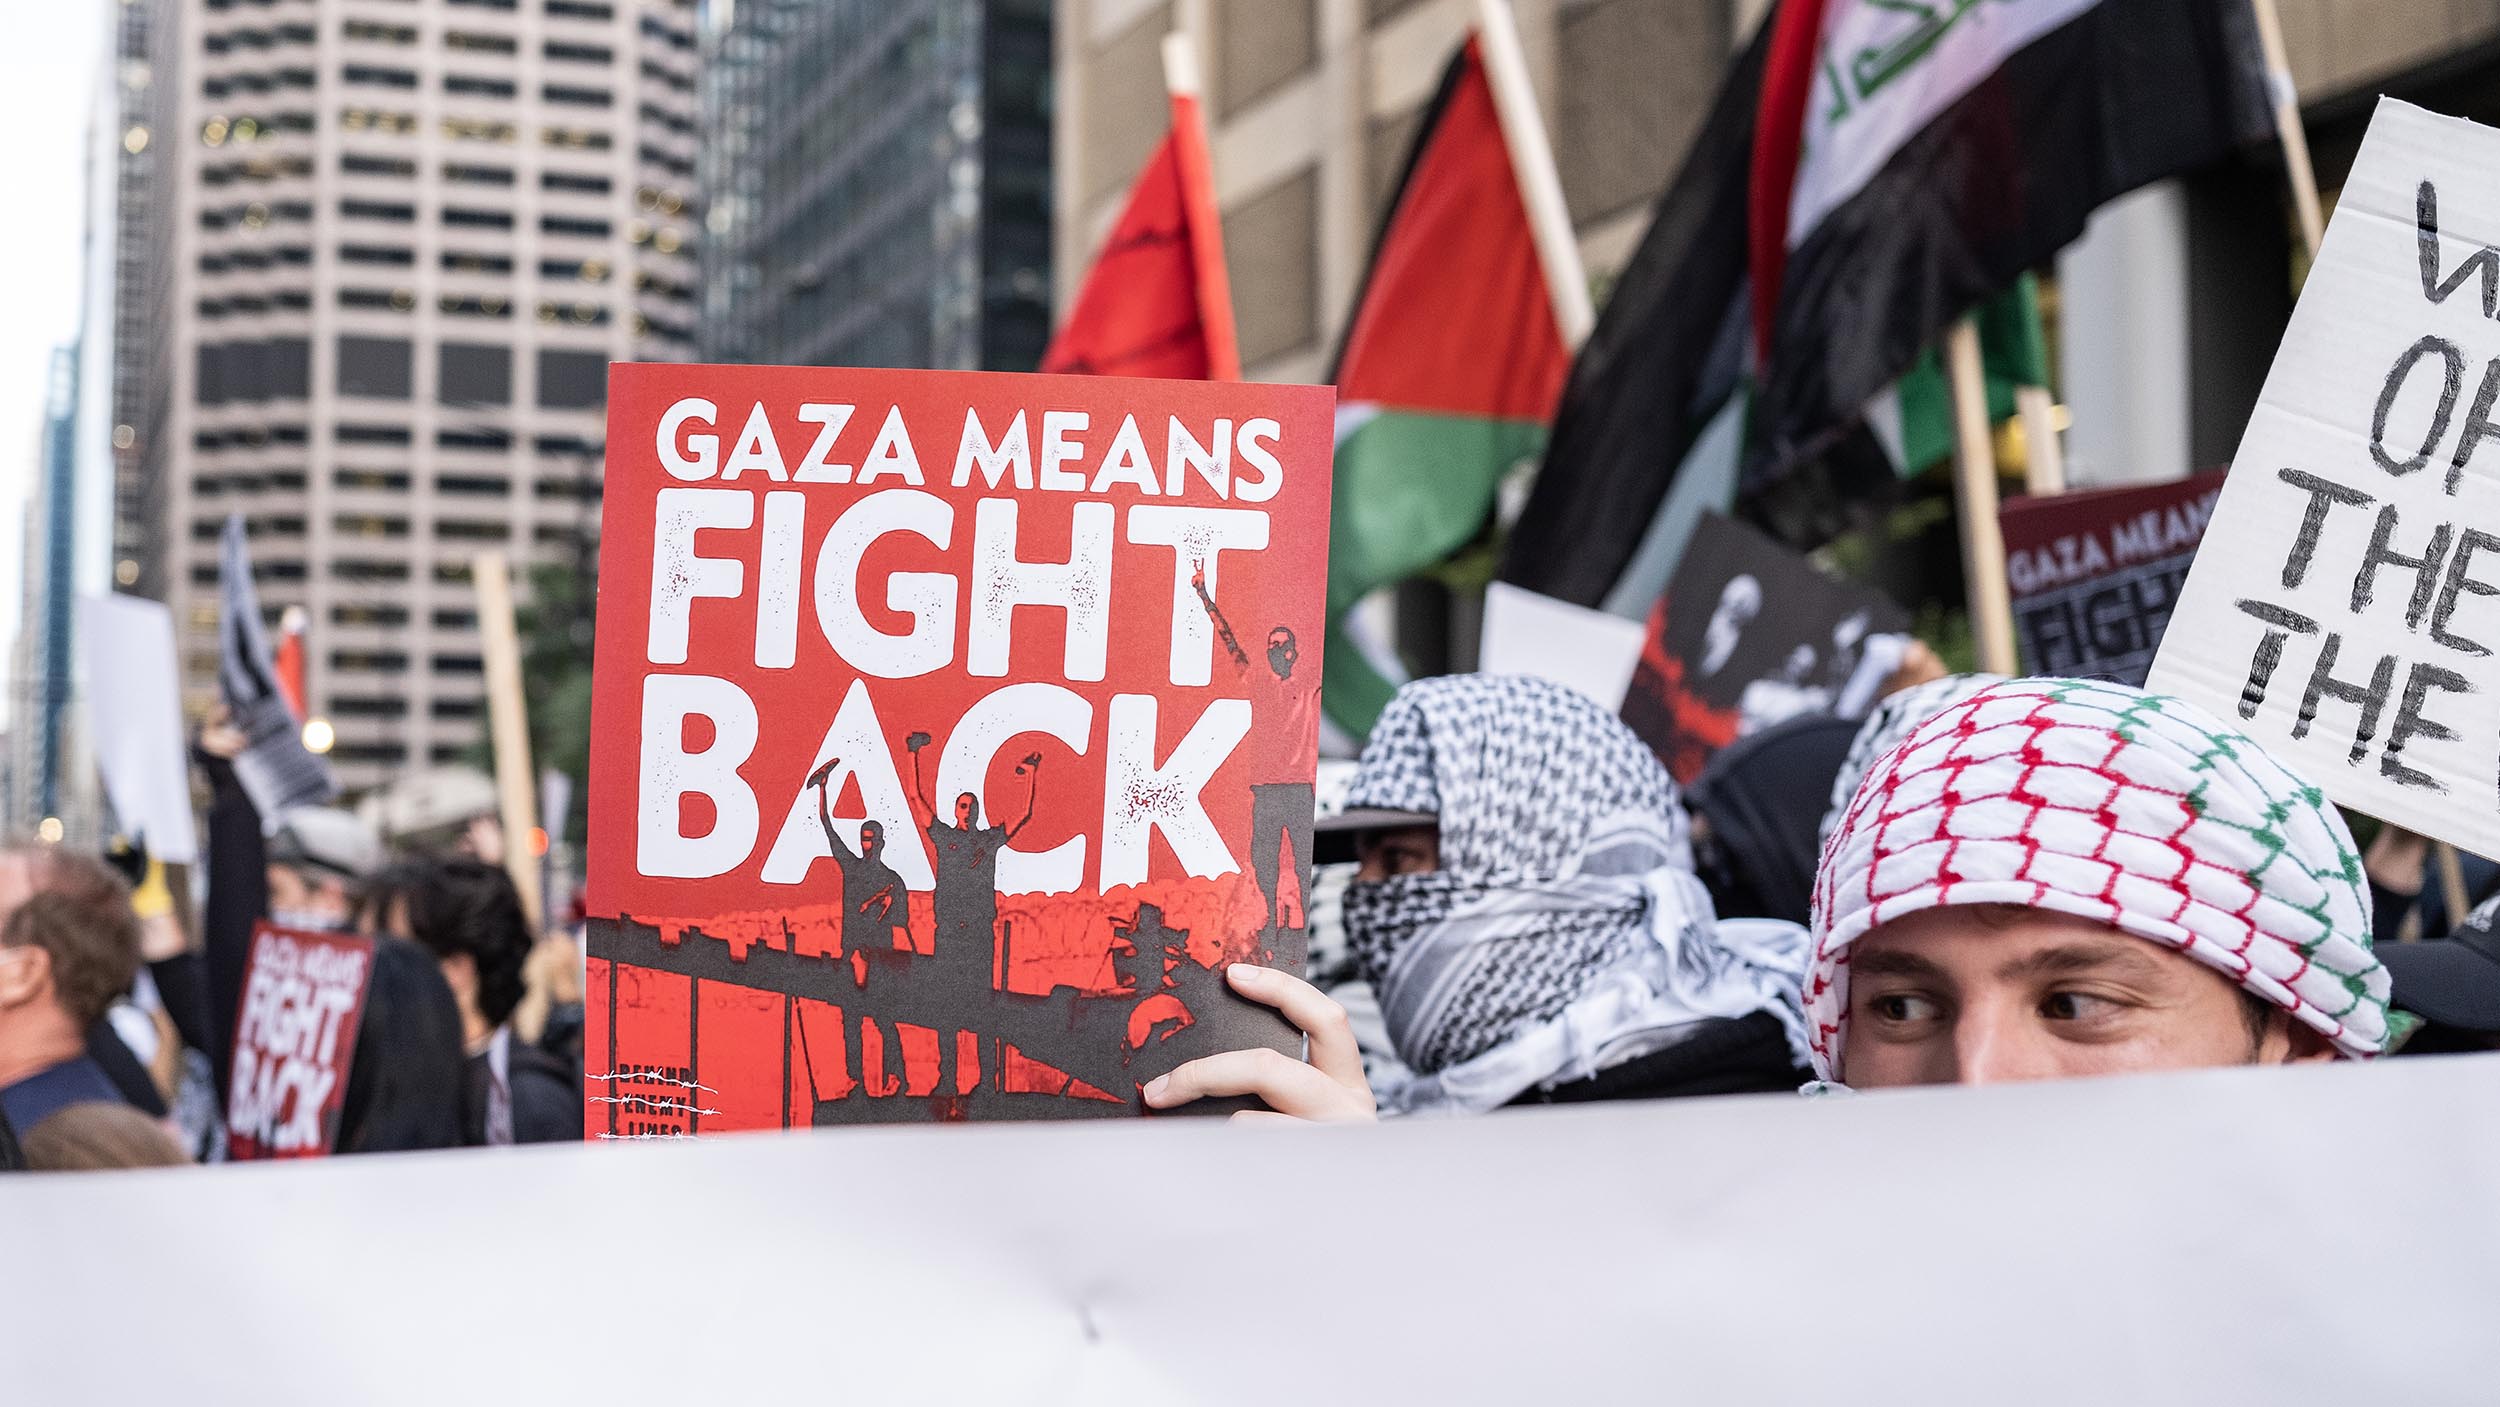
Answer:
225, 923, 374, 1159
584, 365, 1336, 1130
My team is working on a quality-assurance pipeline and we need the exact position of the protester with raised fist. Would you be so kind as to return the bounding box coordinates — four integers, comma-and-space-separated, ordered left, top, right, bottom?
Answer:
1809, 677, 2402, 1088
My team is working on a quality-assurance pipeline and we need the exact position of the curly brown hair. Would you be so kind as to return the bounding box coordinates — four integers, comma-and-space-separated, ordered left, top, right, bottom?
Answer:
2, 849, 141, 1029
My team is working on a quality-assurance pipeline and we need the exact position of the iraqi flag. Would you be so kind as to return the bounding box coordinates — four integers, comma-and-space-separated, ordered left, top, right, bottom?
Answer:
1324, 37, 1573, 736
1040, 47, 1239, 380
1502, 0, 2274, 609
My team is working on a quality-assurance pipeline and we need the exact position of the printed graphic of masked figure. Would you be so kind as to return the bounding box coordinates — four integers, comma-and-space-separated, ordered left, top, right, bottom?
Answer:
1250, 626, 1318, 936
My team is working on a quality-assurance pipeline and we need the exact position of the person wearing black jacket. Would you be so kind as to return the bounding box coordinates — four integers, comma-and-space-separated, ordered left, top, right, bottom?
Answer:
149, 707, 468, 1155
360, 857, 581, 1144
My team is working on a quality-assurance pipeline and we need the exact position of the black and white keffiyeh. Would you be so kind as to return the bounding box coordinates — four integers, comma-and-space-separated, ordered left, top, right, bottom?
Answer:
1343, 676, 1809, 1114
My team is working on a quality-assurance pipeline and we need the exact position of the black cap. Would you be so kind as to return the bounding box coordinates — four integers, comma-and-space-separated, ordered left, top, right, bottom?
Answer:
2381, 906, 2500, 1033
1311, 806, 1436, 866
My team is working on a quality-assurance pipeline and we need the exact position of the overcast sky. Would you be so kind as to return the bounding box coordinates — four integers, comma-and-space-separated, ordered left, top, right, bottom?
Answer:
0, 2, 104, 721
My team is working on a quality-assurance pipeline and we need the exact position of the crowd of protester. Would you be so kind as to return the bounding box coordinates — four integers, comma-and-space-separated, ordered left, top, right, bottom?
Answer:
0, 704, 585, 1170
5, 659, 2499, 1169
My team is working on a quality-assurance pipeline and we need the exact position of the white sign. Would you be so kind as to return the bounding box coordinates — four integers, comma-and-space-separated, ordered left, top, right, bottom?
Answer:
5, 1056, 2497, 1403
76, 594, 198, 864
2151, 100, 2500, 858
1478, 582, 1647, 711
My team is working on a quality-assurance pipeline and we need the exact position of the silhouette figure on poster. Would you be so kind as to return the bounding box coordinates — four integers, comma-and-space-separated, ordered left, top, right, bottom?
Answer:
907, 731, 1043, 1097
1249, 626, 1317, 936
812, 759, 908, 1097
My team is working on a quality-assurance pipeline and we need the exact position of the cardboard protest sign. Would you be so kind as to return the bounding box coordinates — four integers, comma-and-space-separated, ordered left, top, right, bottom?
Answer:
1478, 582, 1647, 711
218, 515, 338, 823
77, 593, 200, 864
1620, 513, 1910, 783
2001, 470, 2226, 685
2150, 101, 2500, 858
584, 365, 1335, 1128
225, 923, 374, 1159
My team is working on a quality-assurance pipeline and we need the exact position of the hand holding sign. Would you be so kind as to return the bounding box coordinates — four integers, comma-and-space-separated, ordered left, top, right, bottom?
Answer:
2151, 100, 2500, 857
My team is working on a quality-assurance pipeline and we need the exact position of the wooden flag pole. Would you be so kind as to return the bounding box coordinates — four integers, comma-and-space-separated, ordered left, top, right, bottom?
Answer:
1473, 0, 1595, 351
1161, 32, 1242, 381
1946, 317, 2019, 675
2247, 0, 2325, 260
474, 551, 545, 932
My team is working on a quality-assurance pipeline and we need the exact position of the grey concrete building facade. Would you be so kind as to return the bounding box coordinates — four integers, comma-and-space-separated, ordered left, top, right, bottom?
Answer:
155, 0, 701, 791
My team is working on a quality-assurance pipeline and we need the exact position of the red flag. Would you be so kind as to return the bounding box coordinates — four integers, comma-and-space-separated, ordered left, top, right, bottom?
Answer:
274, 604, 308, 720
1041, 75, 1238, 380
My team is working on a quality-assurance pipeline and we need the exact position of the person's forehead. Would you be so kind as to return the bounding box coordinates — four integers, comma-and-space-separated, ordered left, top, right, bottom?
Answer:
1854, 906, 2186, 980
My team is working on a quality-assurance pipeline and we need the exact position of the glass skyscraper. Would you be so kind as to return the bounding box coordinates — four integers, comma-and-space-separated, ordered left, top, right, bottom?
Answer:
699, 0, 1051, 371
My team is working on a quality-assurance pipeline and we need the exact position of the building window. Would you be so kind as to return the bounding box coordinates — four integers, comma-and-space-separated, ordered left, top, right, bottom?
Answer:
538, 349, 607, 410
441, 117, 517, 142
432, 609, 480, 630
336, 423, 413, 446
338, 287, 417, 312
340, 198, 416, 222
342, 65, 420, 90
540, 215, 610, 239
443, 162, 514, 186
334, 468, 411, 492
442, 206, 515, 229
541, 85, 612, 108
435, 521, 509, 542
338, 243, 415, 266
341, 153, 416, 178
431, 653, 487, 673
445, 74, 518, 99
541, 171, 610, 194
545, 1, 614, 18
333, 514, 410, 539
330, 692, 411, 715
342, 20, 417, 45
337, 335, 413, 399
439, 293, 511, 319
442, 251, 515, 275
329, 649, 411, 673
333, 559, 413, 582
445, 31, 518, 55
436, 474, 510, 497
439, 342, 512, 407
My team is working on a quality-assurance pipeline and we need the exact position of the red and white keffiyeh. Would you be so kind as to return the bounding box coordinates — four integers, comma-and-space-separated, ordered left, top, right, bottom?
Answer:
1808, 677, 2395, 1080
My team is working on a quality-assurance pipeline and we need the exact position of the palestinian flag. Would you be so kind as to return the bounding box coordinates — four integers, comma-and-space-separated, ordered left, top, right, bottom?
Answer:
1503, 0, 2274, 609
1325, 37, 1572, 736
1040, 48, 1238, 380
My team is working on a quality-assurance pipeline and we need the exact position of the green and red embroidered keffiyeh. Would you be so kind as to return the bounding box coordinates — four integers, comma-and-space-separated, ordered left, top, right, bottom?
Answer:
1810, 677, 2399, 1079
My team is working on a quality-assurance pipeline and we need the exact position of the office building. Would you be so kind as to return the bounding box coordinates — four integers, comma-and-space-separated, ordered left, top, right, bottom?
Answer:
157, 0, 701, 791
699, 0, 1053, 370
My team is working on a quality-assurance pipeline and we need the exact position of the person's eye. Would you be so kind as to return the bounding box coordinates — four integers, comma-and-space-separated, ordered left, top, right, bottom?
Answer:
2040, 990, 2123, 1022
1867, 992, 1939, 1025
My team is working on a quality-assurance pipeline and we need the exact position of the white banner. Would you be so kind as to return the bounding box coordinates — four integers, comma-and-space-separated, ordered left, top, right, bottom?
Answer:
2152, 101, 2500, 857
8, 1053, 2498, 1403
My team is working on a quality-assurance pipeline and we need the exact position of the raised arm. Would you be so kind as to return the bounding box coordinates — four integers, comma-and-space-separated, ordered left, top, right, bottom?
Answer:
904, 732, 935, 829
808, 758, 848, 857
1006, 752, 1043, 842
